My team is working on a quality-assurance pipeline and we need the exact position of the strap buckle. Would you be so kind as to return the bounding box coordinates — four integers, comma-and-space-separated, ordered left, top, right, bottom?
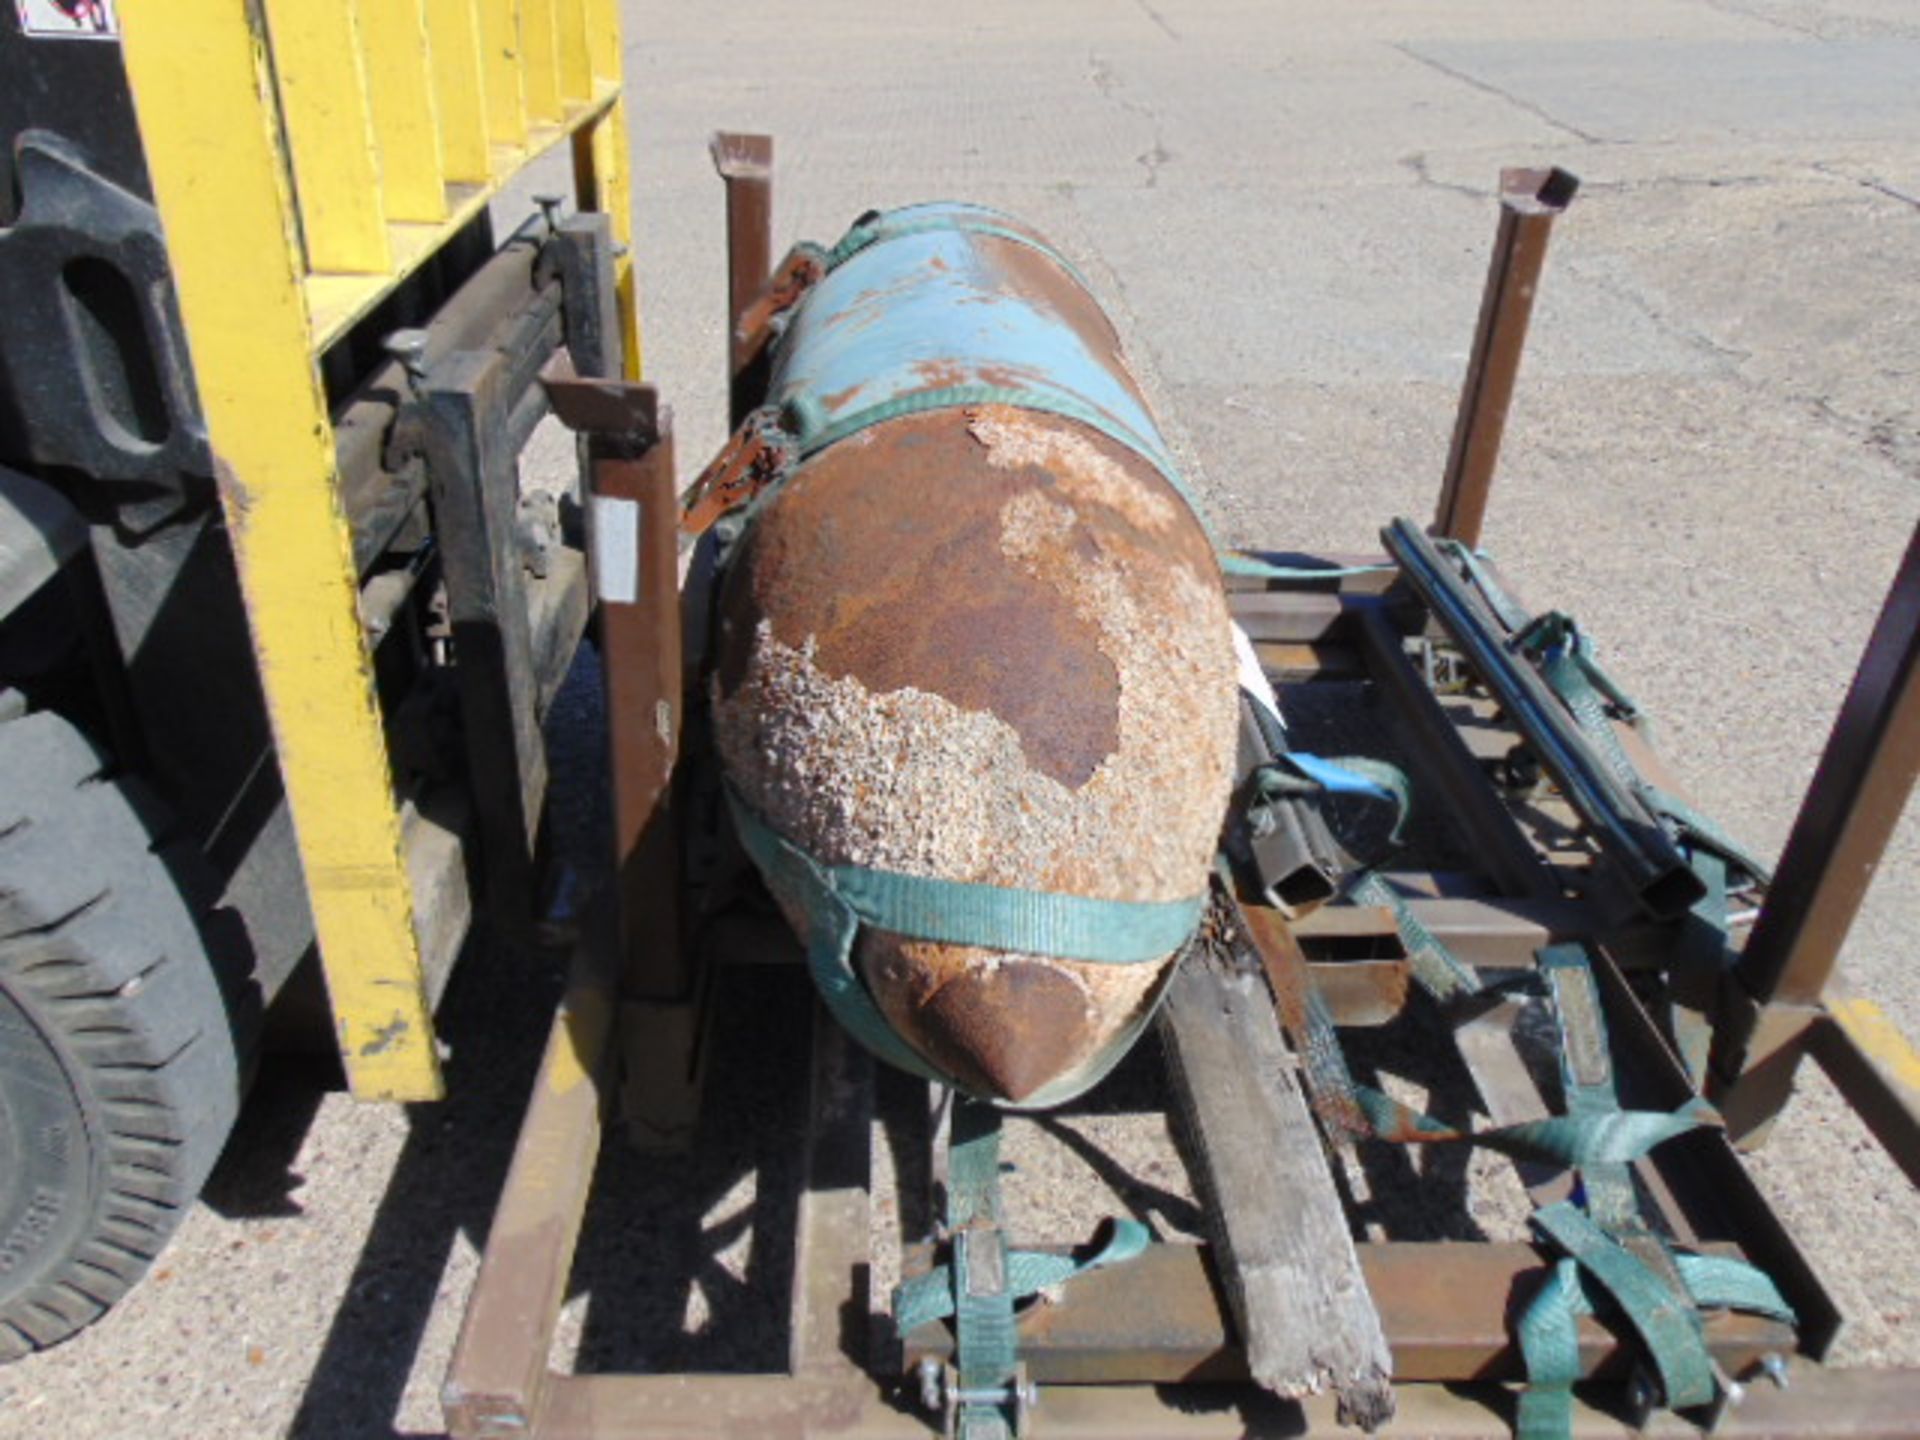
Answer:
680, 406, 798, 536
733, 242, 828, 354
931, 1359, 1035, 1440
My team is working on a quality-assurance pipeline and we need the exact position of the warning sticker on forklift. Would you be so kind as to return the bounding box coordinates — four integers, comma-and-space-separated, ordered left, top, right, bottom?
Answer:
14, 0, 117, 40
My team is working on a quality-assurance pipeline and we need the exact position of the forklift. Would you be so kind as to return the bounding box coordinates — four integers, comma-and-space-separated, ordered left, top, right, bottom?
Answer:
0, 0, 635, 1356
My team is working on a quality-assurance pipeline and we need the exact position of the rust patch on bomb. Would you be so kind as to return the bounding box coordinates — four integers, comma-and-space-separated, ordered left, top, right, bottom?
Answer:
859, 934, 1165, 1103
972, 236, 1155, 411
969, 406, 1179, 534
717, 412, 1123, 788
912, 358, 971, 390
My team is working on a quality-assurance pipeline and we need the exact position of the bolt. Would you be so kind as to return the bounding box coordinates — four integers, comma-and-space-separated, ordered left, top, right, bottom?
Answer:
534, 192, 565, 233
1626, 1369, 1656, 1415
1760, 1352, 1790, 1390
1711, 1356, 1747, 1407
916, 1358, 942, 1411
384, 328, 430, 393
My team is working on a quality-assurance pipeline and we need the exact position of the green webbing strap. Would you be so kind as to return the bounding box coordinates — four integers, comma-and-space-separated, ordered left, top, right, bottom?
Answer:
1540, 945, 1639, 1230
1515, 1257, 1590, 1440
1528, 1203, 1716, 1413
948, 1096, 1006, 1226
782, 381, 1199, 521
1292, 979, 1373, 1141
1673, 1252, 1795, 1322
1439, 538, 1533, 634
1515, 1247, 1795, 1440
1649, 788, 1773, 893
1349, 1085, 1711, 1167
1514, 946, 1797, 1440
1511, 607, 1773, 1091
824, 213, 1097, 297
1512, 611, 1646, 732
1511, 612, 1772, 891
948, 1099, 1019, 1440
1251, 753, 1413, 853
1347, 870, 1483, 1002
729, 789, 949, 1084
1268, 936, 1706, 1168
901, 1097, 1153, 1440
727, 789, 1205, 1105
894, 1218, 1154, 1333
832, 863, 1203, 961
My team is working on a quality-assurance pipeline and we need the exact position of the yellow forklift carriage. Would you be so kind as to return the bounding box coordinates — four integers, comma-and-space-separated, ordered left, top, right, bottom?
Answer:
0, 0, 635, 1358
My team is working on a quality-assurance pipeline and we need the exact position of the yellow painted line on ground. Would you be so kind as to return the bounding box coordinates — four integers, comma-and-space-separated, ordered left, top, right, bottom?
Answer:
1829, 993, 1920, 1094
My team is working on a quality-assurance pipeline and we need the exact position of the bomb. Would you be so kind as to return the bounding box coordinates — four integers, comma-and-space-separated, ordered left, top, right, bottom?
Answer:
711, 206, 1238, 1106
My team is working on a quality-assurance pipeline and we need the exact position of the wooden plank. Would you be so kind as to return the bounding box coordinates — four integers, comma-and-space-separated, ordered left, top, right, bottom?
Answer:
354, 0, 448, 221
1158, 944, 1394, 1427
424, 0, 494, 183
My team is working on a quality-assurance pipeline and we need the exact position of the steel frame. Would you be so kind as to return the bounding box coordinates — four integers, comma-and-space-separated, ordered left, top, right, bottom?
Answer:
443, 147, 1920, 1437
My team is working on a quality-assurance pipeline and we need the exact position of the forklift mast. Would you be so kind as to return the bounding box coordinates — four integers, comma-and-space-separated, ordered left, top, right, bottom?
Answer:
0, 0, 638, 1360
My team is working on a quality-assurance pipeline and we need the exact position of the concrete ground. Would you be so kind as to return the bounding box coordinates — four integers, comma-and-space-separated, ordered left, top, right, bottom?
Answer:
5, 0, 1918, 1434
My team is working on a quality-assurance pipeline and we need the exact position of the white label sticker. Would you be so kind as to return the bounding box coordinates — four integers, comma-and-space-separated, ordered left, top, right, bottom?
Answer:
15, 0, 118, 40
591, 495, 640, 605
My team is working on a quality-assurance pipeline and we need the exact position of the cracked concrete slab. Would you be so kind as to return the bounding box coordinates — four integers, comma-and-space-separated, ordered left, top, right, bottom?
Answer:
1403, 38, 1920, 143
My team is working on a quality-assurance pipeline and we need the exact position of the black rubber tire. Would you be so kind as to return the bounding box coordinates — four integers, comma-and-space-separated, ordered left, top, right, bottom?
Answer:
0, 709, 248, 1360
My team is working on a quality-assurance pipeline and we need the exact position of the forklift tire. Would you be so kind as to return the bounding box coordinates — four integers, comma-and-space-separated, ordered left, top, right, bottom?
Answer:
0, 709, 248, 1360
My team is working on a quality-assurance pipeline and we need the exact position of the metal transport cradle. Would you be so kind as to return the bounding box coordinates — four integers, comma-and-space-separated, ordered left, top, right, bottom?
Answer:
441, 144, 1920, 1438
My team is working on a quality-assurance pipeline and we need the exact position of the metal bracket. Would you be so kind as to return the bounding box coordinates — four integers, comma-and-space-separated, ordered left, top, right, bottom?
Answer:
734, 243, 828, 355
711, 132, 775, 426
0, 133, 211, 532
536, 213, 622, 380
680, 405, 798, 537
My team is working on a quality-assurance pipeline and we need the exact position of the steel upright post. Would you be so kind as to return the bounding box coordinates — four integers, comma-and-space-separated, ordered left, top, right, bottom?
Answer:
711, 132, 774, 427
1716, 522, 1920, 1137
1431, 166, 1578, 549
